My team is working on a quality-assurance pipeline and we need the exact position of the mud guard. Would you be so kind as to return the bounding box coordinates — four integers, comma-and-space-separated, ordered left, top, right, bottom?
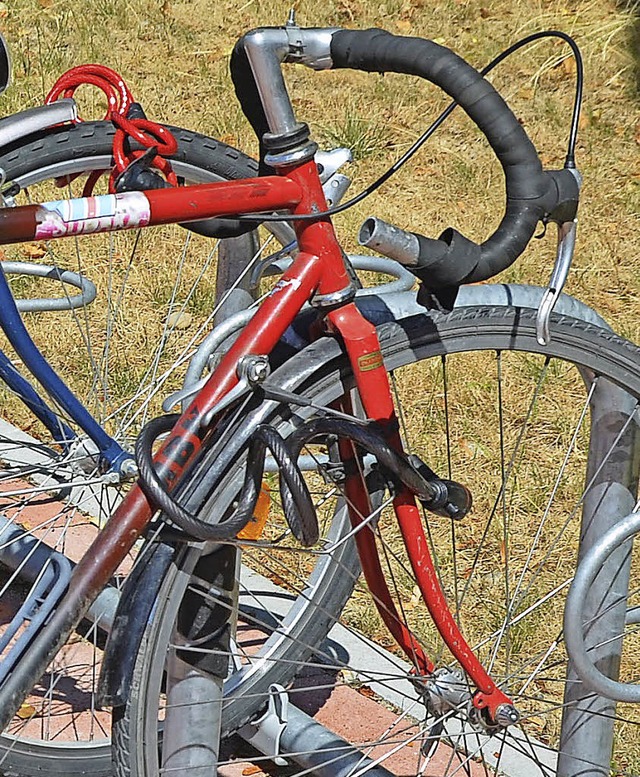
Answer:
97, 539, 176, 707
0, 99, 77, 149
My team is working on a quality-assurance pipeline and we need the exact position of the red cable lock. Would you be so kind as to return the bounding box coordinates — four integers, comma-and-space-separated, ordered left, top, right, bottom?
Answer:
46, 64, 178, 194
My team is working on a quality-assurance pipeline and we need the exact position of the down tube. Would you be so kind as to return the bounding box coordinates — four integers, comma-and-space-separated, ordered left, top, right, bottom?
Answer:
0, 251, 322, 731
327, 303, 514, 720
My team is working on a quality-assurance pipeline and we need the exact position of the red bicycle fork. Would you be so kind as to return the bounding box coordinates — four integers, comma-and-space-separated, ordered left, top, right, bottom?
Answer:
327, 303, 515, 722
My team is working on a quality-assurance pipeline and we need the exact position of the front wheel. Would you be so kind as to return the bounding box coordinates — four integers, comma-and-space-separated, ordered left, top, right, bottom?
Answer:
115, 305, 640, 777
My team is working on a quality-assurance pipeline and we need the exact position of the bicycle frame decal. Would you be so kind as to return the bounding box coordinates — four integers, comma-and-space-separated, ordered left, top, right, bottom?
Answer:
35, 191, 150, 239
357, 350, 384, 372
269, 277, 302, 295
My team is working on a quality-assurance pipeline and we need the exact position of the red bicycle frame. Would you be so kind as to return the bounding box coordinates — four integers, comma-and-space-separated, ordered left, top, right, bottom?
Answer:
0, 153, 513, 719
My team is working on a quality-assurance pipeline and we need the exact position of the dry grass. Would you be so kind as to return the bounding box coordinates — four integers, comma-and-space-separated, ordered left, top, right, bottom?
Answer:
1, 0, 638, 338
0, 0, 639, 770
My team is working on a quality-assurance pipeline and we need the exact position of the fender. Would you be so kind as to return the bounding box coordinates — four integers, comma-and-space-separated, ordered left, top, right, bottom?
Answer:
98, 539, 176, 707
0, 99, 77, 151
95, 329, 350, 707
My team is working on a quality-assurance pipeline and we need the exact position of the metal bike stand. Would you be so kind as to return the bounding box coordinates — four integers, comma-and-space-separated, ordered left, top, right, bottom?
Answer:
0, 512, 119, 632
214, 232, 261, 325
160, 545, 239, 776
0, 261, 97, 313
259, 696, 397, 777
238, 682, 398, 777
558, 374, 639, 777
454, 284, 639, 776
557, 378, 638, 777
565, 510, 640, 703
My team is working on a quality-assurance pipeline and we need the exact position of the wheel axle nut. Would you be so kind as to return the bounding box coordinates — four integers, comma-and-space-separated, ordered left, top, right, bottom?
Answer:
495, 703, 520, 727
119, 458, 139, 479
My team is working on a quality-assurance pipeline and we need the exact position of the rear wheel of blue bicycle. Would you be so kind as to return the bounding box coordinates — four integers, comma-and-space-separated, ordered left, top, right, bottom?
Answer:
113, 305, 640, 777
0, 121, 302, 776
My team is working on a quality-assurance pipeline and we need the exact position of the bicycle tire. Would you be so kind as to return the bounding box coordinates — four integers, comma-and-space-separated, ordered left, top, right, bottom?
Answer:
0, 120, 296, 776
114, 305, 640, 777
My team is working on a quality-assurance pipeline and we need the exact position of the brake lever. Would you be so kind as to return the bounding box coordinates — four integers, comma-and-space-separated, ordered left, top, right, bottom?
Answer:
536, 218, 578, 346
536, 167, 582, 346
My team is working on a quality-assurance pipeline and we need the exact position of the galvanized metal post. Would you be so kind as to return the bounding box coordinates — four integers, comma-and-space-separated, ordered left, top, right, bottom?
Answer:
162, 544, 239, 775
558, 379, 639, 776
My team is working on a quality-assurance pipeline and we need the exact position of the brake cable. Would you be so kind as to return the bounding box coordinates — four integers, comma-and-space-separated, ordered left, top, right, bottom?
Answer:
235, 29, 583, 223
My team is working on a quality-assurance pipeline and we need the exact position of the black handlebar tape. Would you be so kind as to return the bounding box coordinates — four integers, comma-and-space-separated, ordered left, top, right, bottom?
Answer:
229, 28, 577, 285
407, 167, 578, 287
330, 29, 557, 286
